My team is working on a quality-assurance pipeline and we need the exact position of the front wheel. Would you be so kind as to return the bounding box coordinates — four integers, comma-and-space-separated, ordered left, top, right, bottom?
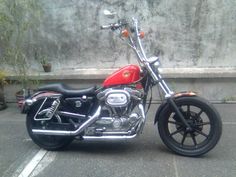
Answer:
158, 96, 222, 157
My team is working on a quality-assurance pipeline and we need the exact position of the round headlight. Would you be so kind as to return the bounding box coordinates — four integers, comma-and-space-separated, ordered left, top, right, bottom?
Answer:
154, 60, 160, 67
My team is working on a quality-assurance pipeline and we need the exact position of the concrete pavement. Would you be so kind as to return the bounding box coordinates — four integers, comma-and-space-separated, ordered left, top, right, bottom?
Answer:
0, 103, 235, 177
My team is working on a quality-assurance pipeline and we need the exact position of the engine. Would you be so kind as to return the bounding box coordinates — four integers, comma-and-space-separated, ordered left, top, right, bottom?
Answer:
85, 87, 144, 136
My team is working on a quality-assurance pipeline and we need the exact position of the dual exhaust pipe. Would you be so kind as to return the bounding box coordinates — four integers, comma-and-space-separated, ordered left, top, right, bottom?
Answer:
32, 106, 102, 136
32, 106, 137, 140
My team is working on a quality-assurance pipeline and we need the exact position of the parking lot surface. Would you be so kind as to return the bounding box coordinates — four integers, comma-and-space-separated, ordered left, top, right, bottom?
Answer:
0, 103, 235, 177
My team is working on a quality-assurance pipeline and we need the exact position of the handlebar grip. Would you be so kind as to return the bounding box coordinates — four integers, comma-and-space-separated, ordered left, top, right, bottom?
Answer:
101, 25, 111, 29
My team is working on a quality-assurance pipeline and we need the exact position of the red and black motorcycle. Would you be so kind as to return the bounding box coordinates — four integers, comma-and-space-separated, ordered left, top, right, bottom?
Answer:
23, 11, 222, 157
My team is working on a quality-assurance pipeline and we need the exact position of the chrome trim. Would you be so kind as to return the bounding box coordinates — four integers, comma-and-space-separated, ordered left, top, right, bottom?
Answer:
145, 62, 174, 97
131, 18, 174, 98
33, 98, 61, 121
138, 104, 145, 120
32, 106, 102, 136
58, 111, 86, 118
95, 117, 113, 125
32, 129, 71, 136
55, 114, 62, 123
147, 56, 159, 63
105, 89, 130, 107
158, 74, 174, 95
45, 99, 60, 118
49, 94, 62, 98
82, 134, 137, 140
136, 104, 146, 134
25, 99, 33, 106
102, 131, 132, 135
33, 97, 49, 121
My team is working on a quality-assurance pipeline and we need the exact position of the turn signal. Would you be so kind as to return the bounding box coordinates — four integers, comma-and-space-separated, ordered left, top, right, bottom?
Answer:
139, 31, 145, 38
121, 29, 129, 38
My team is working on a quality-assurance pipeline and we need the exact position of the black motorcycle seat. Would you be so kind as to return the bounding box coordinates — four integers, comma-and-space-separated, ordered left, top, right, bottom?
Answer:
38, 83, 96, 97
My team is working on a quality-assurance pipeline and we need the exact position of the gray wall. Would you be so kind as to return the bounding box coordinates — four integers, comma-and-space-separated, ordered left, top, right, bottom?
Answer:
28, 0, 236, 71
3, 0, 236, 103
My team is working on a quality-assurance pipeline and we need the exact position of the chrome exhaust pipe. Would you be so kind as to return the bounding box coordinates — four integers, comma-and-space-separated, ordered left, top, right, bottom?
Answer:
32, 106, 101, 136
82, 134, 137, 140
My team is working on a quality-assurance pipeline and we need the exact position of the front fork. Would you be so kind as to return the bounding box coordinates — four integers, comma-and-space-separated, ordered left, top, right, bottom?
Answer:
166, 97, 193, 131
147, 64, 193, 130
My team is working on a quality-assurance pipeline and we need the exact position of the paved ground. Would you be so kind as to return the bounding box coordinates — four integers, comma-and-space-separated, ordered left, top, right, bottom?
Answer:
0, 103, 235, 177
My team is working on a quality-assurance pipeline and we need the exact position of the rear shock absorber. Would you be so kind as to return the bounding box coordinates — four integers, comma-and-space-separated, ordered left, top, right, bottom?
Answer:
46, 99, 60, 119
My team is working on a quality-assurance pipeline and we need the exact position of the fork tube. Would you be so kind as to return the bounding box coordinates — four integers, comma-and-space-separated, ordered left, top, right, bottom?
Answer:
167, 98, 192, 130
156, 73, 174, 98
145, 63, 173, 97
132, 18, 174, 98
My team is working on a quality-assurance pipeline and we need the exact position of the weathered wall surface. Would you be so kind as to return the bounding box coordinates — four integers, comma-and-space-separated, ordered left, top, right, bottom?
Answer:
28, 0, 236, 70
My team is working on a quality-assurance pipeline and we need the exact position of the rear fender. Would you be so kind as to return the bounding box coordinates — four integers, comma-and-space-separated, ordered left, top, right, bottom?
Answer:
154, 91, 197, 124
22, 91, 61, 114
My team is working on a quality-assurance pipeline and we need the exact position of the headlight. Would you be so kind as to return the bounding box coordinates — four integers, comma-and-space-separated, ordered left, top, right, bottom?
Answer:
147, 56, 161, 67
154, 60, 160, 67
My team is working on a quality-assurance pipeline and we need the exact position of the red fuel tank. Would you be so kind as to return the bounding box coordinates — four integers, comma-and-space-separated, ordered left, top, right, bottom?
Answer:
103, 65, 141, 87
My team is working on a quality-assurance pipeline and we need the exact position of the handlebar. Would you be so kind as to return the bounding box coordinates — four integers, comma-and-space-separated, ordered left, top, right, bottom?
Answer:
100, 25, 112, 29
101, 17, 148, 63
101, 19, 128, 31
100, 23, 122, 30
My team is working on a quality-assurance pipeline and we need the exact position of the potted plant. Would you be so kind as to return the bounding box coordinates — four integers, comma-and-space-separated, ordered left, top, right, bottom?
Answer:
34, 50, 52, 72
0, 71, 7, 110
5, 48, 32, 109
41, 56, 52, 72
0, 0, 42, 110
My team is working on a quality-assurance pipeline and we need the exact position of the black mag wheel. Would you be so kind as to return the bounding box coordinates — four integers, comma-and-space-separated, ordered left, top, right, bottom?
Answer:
26, 100, 74, 151
158, 96, 222, 157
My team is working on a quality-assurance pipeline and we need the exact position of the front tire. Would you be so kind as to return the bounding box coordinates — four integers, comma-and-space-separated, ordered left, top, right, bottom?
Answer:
158, 96, 222, 157
26, 100, 74, 150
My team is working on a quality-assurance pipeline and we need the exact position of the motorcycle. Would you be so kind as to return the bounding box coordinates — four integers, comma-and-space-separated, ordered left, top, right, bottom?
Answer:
23, 10, 222, 157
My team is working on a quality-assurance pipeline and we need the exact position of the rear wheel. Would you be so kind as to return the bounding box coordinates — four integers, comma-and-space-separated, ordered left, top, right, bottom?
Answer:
26, 100, 74, 150
158, 96, 222, 157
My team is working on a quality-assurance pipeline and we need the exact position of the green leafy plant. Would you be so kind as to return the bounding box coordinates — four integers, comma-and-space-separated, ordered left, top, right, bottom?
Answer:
34, 50, 51, 72
0, 70, 7, 86
0, 70, 7, 110
40, 56, 49, 65
0, 0, 42, 89
0, 0, 42, 110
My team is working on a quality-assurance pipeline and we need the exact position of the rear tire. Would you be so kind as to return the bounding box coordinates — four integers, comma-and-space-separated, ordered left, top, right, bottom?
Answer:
158, 96, 222, 157
26, 100, 74, 151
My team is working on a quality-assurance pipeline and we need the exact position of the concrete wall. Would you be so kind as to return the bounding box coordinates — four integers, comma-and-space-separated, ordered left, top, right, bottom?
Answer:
4, 76, 236, 103
27, 0, 236, 71
3, 0, 236, 103
5, 67, 236, 103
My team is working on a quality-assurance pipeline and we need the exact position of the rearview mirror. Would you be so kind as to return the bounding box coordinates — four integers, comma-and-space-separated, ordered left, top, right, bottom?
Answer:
103, 9, 116, 19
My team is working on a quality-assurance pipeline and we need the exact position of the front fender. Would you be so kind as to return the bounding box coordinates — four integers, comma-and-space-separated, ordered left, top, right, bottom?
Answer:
22, 91, 61, 114
154, 91, 197, 124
